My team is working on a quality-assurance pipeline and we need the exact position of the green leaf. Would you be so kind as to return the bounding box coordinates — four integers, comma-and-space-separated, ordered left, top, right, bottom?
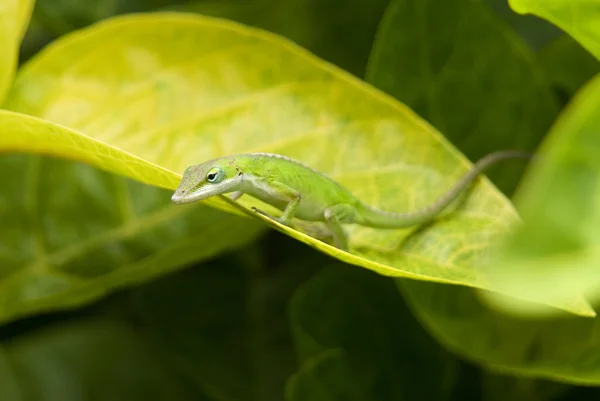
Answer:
400, 280, 600, 385
538, 34, 600, 101
483, 0, 561, 50
0, 154, 264, 325
286, 349, 372, 401
261, 0, 390, 78
289, 265, 459, 401
509, 0, 600, 62
481, 73, 600, 313
363, 0, 594, 315
129, 241, 318, 401
0, 111, 183, 192
0, 318, 198, 401
24, 0, 388, 77
0, 0, 34, 103
482, 373, 567, 401
1, 13, 588, 316
366, 0, 559, 194
167, 0, 390, 77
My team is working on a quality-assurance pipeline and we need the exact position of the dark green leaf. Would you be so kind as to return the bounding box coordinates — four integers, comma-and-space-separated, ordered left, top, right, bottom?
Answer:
286, 349, 373, 401
0, 318, 198, 401
366, 0, 559, 194
0, 154, 264, 325
129, 240, 318, 401
482, 373, 568, 401
483, 0, 561, 50
538, 34, 600, 102
290, 265, 459, 401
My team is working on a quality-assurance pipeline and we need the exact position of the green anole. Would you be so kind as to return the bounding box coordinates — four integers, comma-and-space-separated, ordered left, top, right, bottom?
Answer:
172, 151, 530, 250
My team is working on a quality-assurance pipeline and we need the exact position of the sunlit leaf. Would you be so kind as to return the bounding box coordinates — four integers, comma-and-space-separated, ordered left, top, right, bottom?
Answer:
0, 13, 589, 315
0, 0, 34, 103
482, 73, 600, 313
364, 0, 593, 315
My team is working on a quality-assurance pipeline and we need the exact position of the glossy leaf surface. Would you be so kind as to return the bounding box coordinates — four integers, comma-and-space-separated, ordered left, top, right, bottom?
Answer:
0, 0, 33, 103
0, 13, 587, 318
484, 73, 600, 312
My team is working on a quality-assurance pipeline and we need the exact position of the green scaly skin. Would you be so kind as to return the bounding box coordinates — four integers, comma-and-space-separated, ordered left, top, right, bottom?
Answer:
171, 151, 531, 250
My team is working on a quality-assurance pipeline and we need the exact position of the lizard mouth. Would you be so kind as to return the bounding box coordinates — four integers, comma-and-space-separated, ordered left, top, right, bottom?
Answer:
171, 192, 191, 204
170, 184, 224, 204
171, 177, 241, 204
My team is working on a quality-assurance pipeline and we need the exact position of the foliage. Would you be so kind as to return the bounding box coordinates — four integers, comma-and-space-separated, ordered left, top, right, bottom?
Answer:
1, 0, 600, 400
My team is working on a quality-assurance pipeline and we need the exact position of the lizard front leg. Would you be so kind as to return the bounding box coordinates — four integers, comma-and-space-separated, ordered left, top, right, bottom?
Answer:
251, 180, 301, 226
228, 191, 244, 201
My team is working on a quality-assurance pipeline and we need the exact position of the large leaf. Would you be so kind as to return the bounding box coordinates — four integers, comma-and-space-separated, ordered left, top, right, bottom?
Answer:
129, 239, 318, 401
400, 280, 600, 385
482, 374, 567, 401
0, 13, 589, 316
288, 265, 459, 401
509, 0, 600, 62
287, 349, 372, 401
363, 0, 593, 315
538, 34, 600, 102
0, 0, 34, 103
262, 0, 390, 78
0, 153, 264, 325
482, 72, 600, 313
0, 318, 199, 401
483, 0, 561, 50
366, 0, 559, 194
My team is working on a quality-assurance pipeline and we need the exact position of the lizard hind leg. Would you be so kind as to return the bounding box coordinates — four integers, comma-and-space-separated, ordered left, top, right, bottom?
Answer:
323, 204, 356, 251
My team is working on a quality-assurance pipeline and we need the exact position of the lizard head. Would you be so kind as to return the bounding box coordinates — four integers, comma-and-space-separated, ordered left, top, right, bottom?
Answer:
171, 158, 243, 204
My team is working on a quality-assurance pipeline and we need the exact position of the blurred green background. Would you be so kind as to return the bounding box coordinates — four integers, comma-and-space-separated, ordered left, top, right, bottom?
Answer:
2, 0, 600, 400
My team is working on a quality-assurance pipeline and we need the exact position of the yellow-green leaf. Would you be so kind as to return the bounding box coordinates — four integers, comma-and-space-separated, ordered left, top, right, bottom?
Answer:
0, 0, 34, 103
482, 72, 600, 314
509, 0, 600, 62
401, 280, 600, 385
1, 13, 592, 316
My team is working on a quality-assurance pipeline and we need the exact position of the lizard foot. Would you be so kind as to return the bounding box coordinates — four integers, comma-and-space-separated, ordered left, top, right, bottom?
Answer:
251, 207, 284, 224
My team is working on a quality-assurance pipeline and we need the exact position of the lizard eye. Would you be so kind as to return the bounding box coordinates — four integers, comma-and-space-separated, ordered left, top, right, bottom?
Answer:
206, 167, 224, 183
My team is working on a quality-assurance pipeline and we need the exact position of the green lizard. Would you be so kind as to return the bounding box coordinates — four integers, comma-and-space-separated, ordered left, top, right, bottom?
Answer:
171, 151, 530, 250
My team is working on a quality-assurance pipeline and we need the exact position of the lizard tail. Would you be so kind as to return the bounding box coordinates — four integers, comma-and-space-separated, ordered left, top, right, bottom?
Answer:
357, 150, 533, 229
